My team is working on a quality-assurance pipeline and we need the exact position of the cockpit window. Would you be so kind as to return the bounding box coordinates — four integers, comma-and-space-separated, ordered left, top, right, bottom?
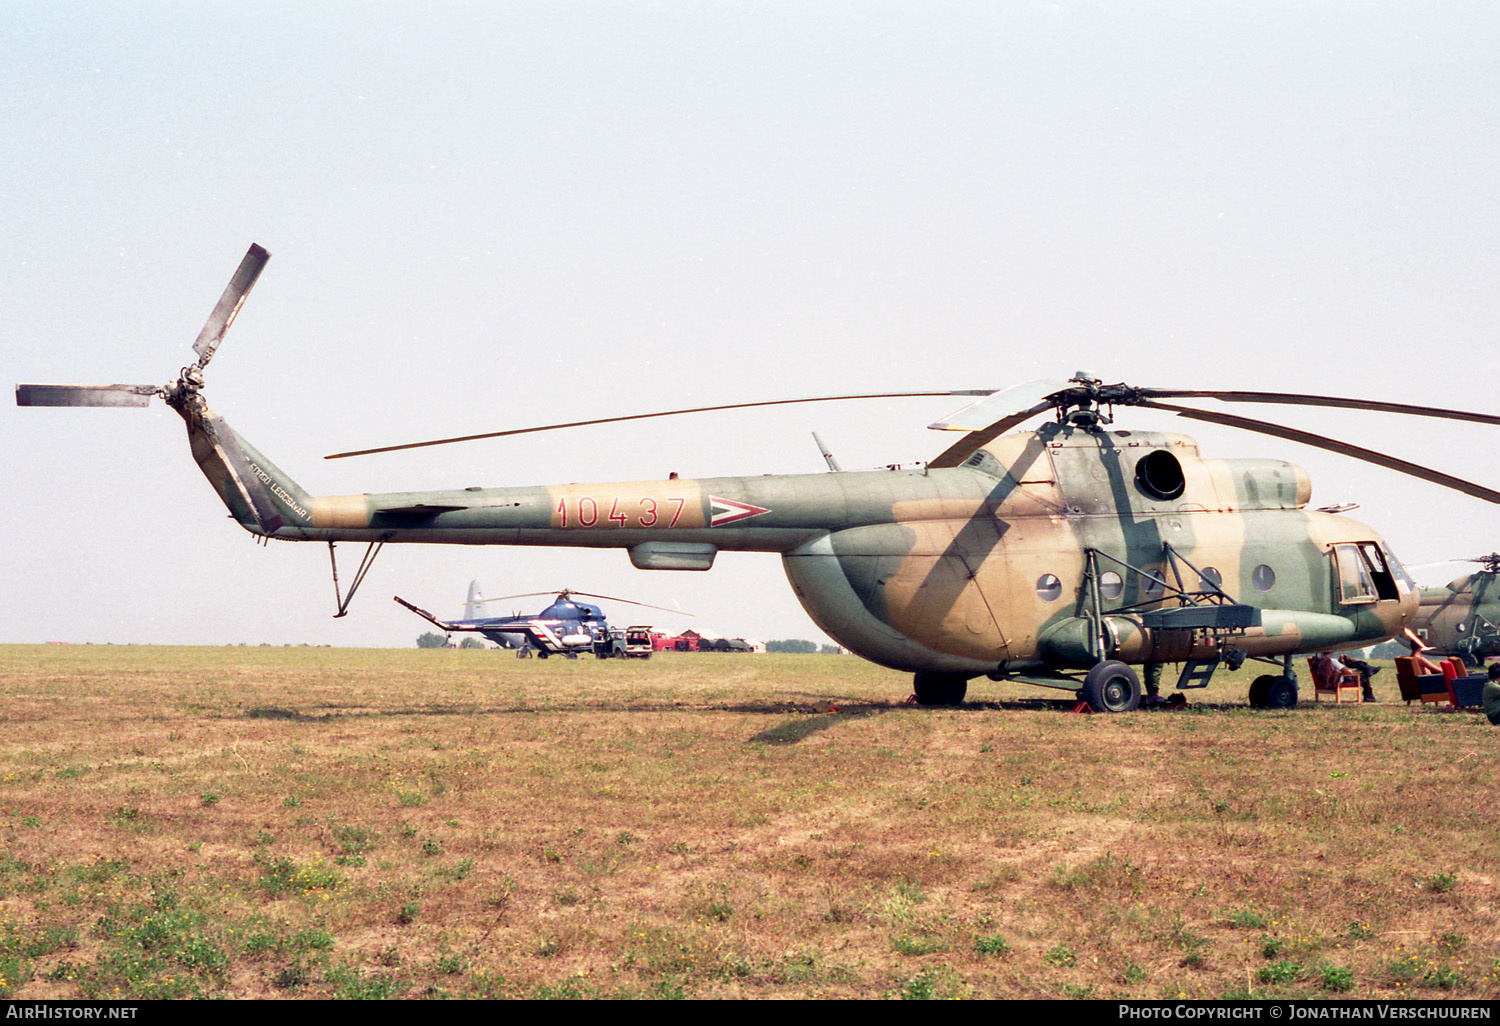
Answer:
1335, 543, 1401, 604
1381, 545, 1416, 594
1336, 545, 1377, 603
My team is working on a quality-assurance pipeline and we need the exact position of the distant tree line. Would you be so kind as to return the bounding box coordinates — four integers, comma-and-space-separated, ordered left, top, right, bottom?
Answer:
416, 633, 486, 649
766, 639, 841, 654
766, 639, 817, 653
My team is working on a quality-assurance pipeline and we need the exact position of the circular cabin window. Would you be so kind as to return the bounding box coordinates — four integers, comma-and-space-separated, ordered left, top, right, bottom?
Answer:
1135, 449, 1186, 501
1099, 571, 1124, 600
1036, 574, 1062, 602
1252, 564, 1276, 591
1199, 567, 1222, 591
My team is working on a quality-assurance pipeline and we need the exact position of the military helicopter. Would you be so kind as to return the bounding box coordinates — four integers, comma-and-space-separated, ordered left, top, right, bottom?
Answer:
19, 244, 1500, 711
394, 588, 673, 658
1411, 554, 1500, 665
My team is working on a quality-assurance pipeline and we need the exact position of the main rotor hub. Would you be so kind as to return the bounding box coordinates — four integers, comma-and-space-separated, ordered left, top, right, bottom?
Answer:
1053, 375, 1147, 428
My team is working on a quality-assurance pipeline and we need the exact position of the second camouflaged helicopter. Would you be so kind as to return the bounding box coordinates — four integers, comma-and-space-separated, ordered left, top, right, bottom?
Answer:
19, 244, 1500, 711
1412, 554, 1500, 665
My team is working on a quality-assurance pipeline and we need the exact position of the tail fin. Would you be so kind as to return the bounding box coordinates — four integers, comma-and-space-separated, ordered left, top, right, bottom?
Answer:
184, 406, 312, 536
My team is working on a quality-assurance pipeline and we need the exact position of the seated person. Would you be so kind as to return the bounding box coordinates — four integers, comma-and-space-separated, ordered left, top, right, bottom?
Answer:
1484, 663, 1500, 726
1310, 652, 1347, 690
1402, 629, 1443, 675
1340, 653, 1379, 703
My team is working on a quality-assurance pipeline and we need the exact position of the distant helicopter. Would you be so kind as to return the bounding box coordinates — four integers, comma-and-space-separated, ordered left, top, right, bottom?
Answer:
19, 244, 1500, 711
395, 588, 674, 658
1412, 554, 1500, 665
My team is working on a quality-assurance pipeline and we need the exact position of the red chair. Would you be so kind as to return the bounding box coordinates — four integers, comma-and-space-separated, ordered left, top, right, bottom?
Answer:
1441, 660, 1485, 709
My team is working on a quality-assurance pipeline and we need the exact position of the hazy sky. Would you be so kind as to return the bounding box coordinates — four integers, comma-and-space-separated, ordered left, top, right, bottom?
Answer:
5, 2, 1500, 657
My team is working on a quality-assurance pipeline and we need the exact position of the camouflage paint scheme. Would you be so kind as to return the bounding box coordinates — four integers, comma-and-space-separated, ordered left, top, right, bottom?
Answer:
18, 246, 1459, 711
1414, 567, 1500, 664
179, 391, 1419, 689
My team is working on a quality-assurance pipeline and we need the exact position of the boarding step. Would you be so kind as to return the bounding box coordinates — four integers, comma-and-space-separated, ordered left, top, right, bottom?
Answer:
1176, 659, 1219, 690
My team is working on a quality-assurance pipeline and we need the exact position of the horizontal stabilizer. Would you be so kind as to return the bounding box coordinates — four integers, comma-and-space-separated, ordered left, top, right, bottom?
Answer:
16, 383, 159, 407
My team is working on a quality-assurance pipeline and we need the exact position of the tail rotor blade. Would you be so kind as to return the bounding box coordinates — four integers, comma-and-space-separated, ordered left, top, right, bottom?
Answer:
16, 383, 160, 408
192, 243, 270, 369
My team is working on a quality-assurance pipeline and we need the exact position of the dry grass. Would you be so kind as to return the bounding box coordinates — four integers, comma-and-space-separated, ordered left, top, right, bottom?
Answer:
0, 644, 1497, 1000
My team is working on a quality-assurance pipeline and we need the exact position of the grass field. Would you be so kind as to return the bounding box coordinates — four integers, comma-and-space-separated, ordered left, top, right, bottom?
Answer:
0, 643, 1496, 1000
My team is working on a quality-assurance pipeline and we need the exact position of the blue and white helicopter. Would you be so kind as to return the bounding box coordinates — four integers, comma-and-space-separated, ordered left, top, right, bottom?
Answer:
395, 586, 676, 658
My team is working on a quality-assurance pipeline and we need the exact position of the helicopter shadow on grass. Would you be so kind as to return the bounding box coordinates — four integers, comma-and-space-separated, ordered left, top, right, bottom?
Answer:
239, 700, 899, 735
238, 695, 1265, 745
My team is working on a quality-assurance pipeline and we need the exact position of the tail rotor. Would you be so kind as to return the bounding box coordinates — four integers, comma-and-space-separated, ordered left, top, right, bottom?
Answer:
16, 243, 270, 411
16, 244, 290, 537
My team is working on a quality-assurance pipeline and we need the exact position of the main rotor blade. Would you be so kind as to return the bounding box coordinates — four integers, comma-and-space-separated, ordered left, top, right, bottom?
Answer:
15, 383, 159, 407
469, 591, 572, 605
324, 390, 995, 459
1139, 388, 1500, 427
192, 243, 270, 369
1140, 399, 1500, 505
927, 379, 1071, 432
560, 590, 695, 615
471, 590, 694, 615
1405, 553, 1500, 571
925, 398, 1060, 469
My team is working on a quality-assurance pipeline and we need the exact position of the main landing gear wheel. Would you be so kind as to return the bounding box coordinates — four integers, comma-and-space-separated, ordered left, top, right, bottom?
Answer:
912, 672, 968, 707
1082, 660, 1141, 713
1265, 676, 1299, 709
1248, 674, 1279, 708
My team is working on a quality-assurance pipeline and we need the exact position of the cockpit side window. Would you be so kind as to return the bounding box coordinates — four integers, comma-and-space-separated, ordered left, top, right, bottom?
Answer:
1334, 543, 1400, 604
1381, 545, 1416, 595
1358, 543, 1401, 601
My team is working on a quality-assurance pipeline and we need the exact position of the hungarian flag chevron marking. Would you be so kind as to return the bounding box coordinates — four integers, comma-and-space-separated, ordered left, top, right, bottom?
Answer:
709, 495, 771, 527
